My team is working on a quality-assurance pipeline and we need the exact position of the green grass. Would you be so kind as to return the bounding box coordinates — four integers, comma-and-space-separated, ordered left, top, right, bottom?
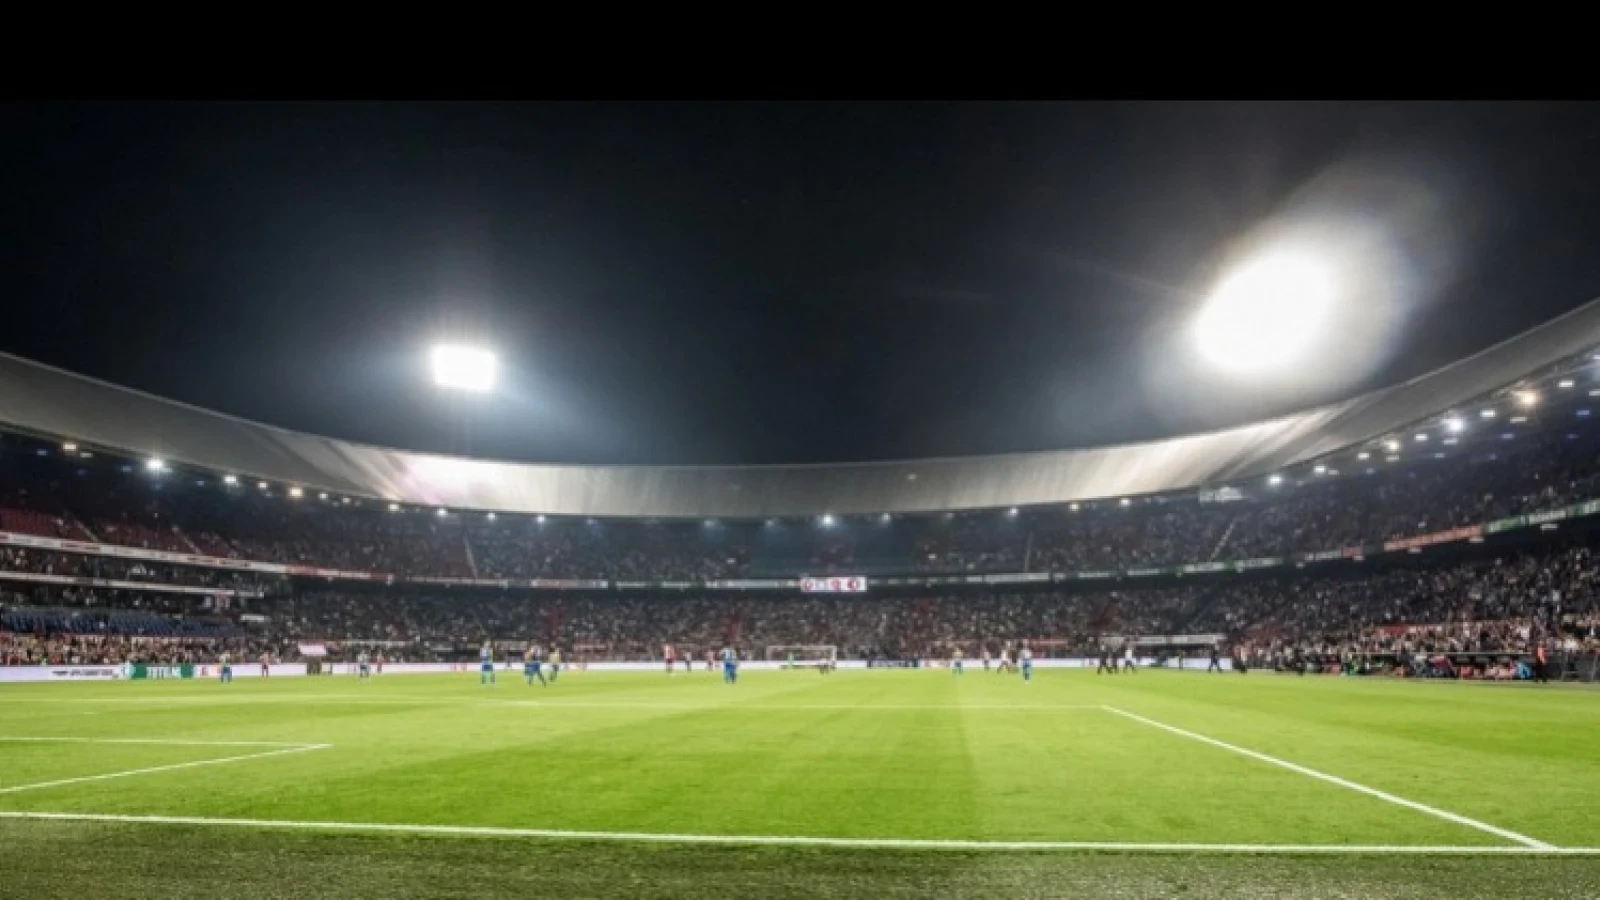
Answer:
2, 667, 1598, 897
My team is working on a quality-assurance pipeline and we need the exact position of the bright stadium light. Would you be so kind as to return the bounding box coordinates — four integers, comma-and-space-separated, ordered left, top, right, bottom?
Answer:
223, 474, 239, 486
1444, 417, 1465, 434
145, 457, 167, 473
1193, 253, 1336, 375
430, 345, 498, 393
288, 486, 304, 499
1515, 390, 1539, 408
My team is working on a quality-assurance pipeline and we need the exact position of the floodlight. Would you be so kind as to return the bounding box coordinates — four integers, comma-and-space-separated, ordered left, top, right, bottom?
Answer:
1515, 390, 1539, 408
1443, 417, 1465, 433
1268, 474, 1284, 486
430, 345, 498, 392
288, 487, 303, 499
388, 502, 401, 512
61, 442, 77, 452
145, 458, 167, 473
223, 474, 239, 485
820, 514, 836, 527
1194, 253, 1336, 375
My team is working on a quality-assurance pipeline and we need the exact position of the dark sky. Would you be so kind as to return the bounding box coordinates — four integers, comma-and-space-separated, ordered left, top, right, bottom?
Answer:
4, 102, 1600, 465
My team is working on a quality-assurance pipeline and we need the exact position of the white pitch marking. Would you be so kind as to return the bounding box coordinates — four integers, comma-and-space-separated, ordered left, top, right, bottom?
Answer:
500, 702, 1104, 711
1101, 705, 1553, 850
0, 744, 331, 795
0, 810, 1593, 855
0, 737, 320, 748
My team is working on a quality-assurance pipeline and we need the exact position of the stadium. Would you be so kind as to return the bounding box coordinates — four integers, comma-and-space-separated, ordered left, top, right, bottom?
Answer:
4, 103, 1600, 898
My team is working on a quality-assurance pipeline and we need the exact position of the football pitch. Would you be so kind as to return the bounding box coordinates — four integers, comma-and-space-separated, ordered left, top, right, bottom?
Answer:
2, 667, 1598, 898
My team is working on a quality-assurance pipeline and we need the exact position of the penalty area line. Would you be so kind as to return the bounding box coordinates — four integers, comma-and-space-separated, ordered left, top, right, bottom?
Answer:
0, 736, 323, 748
0, 744, 332, 795
0, 811, 1594, 855
1100, 705, 1554, 850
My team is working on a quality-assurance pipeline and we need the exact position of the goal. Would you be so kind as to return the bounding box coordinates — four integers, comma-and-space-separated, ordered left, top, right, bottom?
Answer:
765, 645, 837, 666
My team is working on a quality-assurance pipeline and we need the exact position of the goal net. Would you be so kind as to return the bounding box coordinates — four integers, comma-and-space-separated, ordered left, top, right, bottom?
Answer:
765, 645, 837, 666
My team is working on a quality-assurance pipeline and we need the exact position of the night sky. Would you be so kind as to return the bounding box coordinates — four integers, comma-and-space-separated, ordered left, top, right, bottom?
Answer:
4, 102, 1600, 466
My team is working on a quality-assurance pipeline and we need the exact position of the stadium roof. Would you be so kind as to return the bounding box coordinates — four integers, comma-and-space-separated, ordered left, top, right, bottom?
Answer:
2, 299, 1599, 519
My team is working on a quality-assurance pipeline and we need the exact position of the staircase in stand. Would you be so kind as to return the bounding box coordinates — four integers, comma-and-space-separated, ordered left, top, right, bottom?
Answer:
1208, 515, 1239, 561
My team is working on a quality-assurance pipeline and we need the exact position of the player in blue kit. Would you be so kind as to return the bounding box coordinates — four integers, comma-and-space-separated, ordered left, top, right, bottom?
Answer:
523, 645, 545, 686
218, 652, 233, 684
479, 641, 495, 685
1020, 643, 1033, 683
952, 647, 964, 675
721, 646, 738, 684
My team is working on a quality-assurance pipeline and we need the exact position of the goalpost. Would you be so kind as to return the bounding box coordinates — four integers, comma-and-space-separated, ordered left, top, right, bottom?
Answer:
765, 645, 837, 667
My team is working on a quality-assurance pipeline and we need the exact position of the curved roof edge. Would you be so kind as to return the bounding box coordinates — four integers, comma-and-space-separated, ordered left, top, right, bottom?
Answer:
1, 298, 1597, 519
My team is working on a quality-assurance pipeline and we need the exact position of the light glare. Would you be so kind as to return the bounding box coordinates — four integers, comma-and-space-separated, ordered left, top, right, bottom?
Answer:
1194, 254, 1336, 375
430, 345, 499, 392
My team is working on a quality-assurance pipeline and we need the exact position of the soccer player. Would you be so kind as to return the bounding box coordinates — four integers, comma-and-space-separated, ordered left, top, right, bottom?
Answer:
952, 646, 964, 676
357, 650, 372, 680
721, 646, 738, 684
480, 641, 496, 685
982, 649, 991, 671
524, 645, 546, 686
995, 647, 1012, 675
1122, 641, 1138, 674
219, 651, 232, 684
375, 651, 385, 675
1207, 643, 1223, 673
1096, 646, 1115, 675
548, 647, 562, 682
664, 644, 675, 676
1020, 644, 1033, 683
259, 651, 270, 678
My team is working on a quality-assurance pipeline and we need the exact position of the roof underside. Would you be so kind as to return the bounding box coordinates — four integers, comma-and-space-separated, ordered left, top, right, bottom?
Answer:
2, 298, 1597, 518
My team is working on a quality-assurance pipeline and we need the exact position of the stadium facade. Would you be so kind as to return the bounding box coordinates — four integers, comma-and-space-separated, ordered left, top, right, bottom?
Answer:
1, 298, 1599, 520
